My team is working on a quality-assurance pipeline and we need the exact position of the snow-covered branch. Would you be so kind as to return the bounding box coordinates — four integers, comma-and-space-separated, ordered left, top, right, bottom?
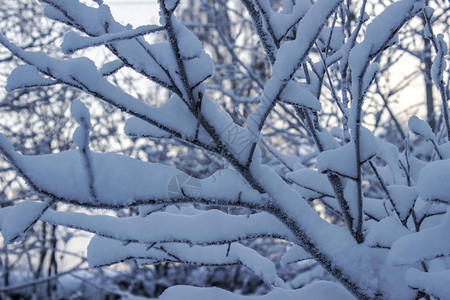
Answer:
1, 0, 450, 299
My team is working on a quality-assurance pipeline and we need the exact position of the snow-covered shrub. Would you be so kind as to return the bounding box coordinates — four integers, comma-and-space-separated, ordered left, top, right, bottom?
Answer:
0, 0, 449, 299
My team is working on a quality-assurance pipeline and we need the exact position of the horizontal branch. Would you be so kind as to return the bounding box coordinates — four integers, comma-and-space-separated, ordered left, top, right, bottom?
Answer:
0, 137, 264, 211
41, 209, 294, 246
88, 237, 285, 287
61, 25, 165, 54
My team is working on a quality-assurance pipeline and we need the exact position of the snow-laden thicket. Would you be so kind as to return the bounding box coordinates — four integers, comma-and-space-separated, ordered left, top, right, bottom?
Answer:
0, 0, 449, 299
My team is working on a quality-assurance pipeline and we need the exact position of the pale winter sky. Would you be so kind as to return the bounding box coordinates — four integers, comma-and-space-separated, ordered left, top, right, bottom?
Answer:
105, 0, 159, 26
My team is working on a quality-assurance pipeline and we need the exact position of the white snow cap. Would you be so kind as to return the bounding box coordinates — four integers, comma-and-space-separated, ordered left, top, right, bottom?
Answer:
408, 116, 434, 140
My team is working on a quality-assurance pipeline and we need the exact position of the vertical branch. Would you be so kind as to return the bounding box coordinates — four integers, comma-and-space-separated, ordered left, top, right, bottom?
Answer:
369, 160, 405, 225
78, 118, 96, 201
423, 10, 450, 140
71, 99, 97, 202
2, 246, 9, 288
433, 36, 450, 140
354, 66, 367, 244
340, 0, 368, 143
423, 35, 436, 131
159, 0, 196, 108
240, 0, 277, 64
253, 0, 280, 48
46, 224, 58, 297
35, 222, 48, 279
347, 0, 421, 244
295, 107, 358, 240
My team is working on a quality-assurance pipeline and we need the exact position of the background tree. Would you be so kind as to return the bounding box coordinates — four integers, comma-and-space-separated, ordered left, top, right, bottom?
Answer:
0, 0, 449, 299
0, 1, 156, 298
0, 1, 79, 297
